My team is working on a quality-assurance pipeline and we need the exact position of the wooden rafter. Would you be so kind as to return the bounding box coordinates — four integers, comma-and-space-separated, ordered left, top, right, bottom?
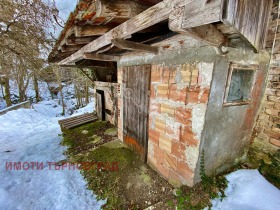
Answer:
74, 25, 112, 37
112, 39, 159, 53
78, 68, 95, 83
58, 0, 184, 65
66, 36, 97, 45
83, 53, 120, 61
55, 0, 272, 65
169, 4, 225, 47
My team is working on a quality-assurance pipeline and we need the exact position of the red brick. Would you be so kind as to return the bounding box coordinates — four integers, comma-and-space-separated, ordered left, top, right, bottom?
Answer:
175, 107, 192, 125
148, 154, 157, 168
200, 89, 210, 103
187, 87, 200, 103
166, 125, 180, 140
166, 125, 175, 135
171, 141, 186, 160
180, 64, 192, 82
177, 160, 194, 181
161, 103, 175, 117
153, 144, 165, 164
162, 67, 176, 83
164, 153, 177, 170
180, 125, 198, 147
191, 74, 198, 86
159, 134, 173, 153
156, 162, 169, 179
168, 169, 184, 185
168, 84, 187, 103
155, 118, 166, 133
264, 129, 280, 139
148, 115, 154, 128
149, 129, 160, 145
151, 65, 162, 82
149, 101, 161, 113
270, 138, 280, 147
150, 84, 156, 99
157, 84, 169, 99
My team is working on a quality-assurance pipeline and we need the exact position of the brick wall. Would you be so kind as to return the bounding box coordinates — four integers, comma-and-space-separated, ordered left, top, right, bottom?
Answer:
254, 2, 280, 148
147, 63, 213, 186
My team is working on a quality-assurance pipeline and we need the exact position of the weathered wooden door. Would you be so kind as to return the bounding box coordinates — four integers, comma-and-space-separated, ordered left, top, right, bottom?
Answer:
123, 65, 151, 162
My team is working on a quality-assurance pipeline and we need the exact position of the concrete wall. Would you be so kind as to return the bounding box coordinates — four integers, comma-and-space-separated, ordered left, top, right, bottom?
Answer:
0, 101, 31, 116
196, 53, 270, 181
117, 35, 270, 186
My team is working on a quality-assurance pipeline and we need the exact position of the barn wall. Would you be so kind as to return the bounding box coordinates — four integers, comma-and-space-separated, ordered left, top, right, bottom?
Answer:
117, 38, 270, 186
254, 1, 280, 150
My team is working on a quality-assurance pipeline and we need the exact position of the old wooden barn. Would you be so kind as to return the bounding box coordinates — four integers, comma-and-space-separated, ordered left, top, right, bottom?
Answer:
49, 0, 279, 186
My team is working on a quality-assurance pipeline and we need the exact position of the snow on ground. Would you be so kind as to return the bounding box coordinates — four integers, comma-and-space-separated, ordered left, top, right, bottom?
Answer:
0, 101, 103, 210
211, 169, 280, 210
71, 102, 95, 117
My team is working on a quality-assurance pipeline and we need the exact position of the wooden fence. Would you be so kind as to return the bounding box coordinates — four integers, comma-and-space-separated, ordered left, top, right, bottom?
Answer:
0, 101, 31, 116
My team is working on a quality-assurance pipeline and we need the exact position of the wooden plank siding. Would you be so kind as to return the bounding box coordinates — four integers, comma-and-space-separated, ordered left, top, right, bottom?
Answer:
222, 0, 273, 51
123, 65, 151, 162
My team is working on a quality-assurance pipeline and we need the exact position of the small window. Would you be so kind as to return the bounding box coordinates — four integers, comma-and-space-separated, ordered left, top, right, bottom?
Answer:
223, 64, 257, 106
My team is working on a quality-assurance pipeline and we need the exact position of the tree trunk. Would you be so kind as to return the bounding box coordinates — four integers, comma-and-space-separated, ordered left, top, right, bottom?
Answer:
17, 71, 25, 102
3, 77, 12, 107
33, 75, 40, 102
59, 82, 65, 116
84, 84, 89, 105
0, 84, 5, 98
47, 83, 54, 99
54, 66, 65, 116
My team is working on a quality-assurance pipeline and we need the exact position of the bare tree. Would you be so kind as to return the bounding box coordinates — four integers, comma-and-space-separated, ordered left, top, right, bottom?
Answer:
0, 0, 58, 106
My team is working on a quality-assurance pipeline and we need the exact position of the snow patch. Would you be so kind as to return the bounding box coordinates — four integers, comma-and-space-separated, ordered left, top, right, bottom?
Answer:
210, 170, 280, 210
0, 101, 104, 209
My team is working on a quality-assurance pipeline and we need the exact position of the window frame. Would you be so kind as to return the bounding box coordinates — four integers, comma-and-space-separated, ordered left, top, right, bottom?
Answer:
223, 63, 258, 107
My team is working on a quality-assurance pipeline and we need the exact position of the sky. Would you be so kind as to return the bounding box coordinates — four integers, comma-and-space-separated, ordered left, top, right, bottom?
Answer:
51, 0, 78, 37
54, 0, 77, 22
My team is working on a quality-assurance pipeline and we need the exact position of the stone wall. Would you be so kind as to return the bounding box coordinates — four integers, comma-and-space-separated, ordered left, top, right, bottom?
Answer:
254, 2, 280, 149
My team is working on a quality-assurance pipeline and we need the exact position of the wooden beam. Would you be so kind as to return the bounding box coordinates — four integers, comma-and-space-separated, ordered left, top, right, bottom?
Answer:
182, 0, 222, 29
169, 5, 225, 47
74, 25, 112, 37
59, 64, 79, 68
112, 39, 159, 53
78, 68, 95, 83
58, 0, 184, 65
83, 53, 120, 61
60, 44, 85, 53
66, 36, 97, 45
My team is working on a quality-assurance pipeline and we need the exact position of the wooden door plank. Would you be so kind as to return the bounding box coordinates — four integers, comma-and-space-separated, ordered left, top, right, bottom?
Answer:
123, 65, 151, 162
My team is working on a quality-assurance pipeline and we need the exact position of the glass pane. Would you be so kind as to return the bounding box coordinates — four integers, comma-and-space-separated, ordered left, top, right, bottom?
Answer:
227, 68, 254, 102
